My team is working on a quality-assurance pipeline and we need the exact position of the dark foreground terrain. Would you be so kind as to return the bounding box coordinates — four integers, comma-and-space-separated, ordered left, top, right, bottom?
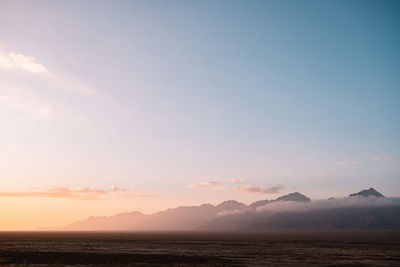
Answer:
0, 231, 399, 266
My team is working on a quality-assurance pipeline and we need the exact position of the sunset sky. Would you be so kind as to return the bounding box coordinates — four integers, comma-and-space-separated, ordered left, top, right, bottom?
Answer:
0, 0, 399, 230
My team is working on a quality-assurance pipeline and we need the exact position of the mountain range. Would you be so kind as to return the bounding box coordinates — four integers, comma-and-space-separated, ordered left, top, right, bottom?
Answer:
40, 188, 400, 231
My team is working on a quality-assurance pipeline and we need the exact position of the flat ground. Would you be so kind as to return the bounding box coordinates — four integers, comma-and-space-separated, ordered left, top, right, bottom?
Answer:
0, 230, 399, 266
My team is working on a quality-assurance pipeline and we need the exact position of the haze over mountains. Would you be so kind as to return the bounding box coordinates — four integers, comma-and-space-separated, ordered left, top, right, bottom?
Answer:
41, 188, 400, 231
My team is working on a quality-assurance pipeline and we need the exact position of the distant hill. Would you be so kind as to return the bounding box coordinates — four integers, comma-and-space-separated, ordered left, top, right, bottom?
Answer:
216, 200, 247, 211
248, 199, 271, 209
276, 192, 311, 202
202, 206, 400, 230
349, 188, 384, 198
59, 200, 247, 231
63, 211, 148, 231
203, 188, 398, 230
142, 201, 246, 231
249, 192, 310, 210
43, 188, 400, 231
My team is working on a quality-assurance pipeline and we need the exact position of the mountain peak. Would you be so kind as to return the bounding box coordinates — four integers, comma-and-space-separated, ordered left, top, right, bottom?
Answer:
349, 188, 384, 198
216, 200, 247, 211
276, 192, 311, 203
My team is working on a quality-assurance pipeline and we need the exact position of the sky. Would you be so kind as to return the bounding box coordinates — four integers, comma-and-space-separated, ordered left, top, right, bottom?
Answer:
0, 0, 399, 230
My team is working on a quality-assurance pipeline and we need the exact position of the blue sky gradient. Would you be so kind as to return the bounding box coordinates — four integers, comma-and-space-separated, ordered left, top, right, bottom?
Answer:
0, 0, 399, 228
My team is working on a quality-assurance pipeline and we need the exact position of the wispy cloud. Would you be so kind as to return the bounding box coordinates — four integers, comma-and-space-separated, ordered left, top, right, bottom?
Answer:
336, 160, 358, 166
0, 49, 47, 73
370, 154, 396, 161
0, 92, 54, 121
233, 184, 283, 195
319, 172, 328, 181
0, 186, 150, 200
230, 179, 244, 184
0, 44, 93, 94
188, 181, 224, 191
255, 197, 400, 213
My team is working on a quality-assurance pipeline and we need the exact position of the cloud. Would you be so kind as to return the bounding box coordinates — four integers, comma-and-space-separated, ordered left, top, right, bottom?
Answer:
47, 73, 94, 95
217, 209, 246, 217
370, 154, 396, 161
319, 173, 327, 177
230, 179, 244, 184
255, 196, 400, 213
0, 49, 47, 73
110, 185, 120, 192
0, 185, 149, 200
218, 197, 400, 216
188, 181, 224, 191
233, 184, 283, 195
0, 45, 93, 94
336, 160, 358, 166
